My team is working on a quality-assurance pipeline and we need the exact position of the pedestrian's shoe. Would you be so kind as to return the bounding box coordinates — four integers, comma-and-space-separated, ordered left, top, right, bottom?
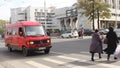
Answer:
107, 58, 109, 61
99, 56, 102, 59
114, 57, 118, 60
91, 58, 94, 61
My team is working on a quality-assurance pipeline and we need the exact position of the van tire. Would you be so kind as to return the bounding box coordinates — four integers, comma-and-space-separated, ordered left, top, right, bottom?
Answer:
44, 48, 50, 54
22, 47, 29, 56
8, 46, 13, 52
69, 35, 72, 38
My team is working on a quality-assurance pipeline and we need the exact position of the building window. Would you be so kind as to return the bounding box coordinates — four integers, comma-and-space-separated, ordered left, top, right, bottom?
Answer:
40, 9, 43, 12
119, 0, 120, 9
35, 9, 37, 11
18, 13, 24, 15
112, 0, 115, 9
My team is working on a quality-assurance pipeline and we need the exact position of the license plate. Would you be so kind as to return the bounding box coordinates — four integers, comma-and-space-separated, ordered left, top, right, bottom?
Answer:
39, 47, 46, 50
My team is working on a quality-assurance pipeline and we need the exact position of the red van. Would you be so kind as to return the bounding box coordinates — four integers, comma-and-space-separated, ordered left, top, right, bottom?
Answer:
4, 21, 51, 56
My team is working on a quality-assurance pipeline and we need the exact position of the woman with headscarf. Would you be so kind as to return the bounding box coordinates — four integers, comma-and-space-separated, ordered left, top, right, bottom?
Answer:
89, 29, 103, 61
104, 27, 119, 61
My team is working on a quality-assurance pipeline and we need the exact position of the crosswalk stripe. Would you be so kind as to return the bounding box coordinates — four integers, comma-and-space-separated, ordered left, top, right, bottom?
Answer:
2, 51, 120, 68
52, 52, 120, 68
43, 58, 87, 68
43, 58, 65, 64
57, 55, 79, 61
26, 61, 51, 68
97, 63, 120, 68
5, 61, 33, 68
0, 65, 4, 68
69, 53, 120, 68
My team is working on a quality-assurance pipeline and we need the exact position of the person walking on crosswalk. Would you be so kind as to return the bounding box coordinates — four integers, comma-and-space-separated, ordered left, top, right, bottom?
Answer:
103, 27, 119, 61
89, 29, 103, 61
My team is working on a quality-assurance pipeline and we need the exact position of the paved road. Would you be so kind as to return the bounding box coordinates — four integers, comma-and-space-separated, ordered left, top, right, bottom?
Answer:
0, 37, 120, 68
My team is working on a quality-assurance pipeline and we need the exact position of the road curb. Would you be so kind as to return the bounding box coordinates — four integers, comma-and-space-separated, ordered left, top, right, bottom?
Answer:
50, 36, 92, 39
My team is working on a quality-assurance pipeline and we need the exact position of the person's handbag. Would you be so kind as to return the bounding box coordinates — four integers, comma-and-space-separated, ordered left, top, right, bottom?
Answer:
114, 44, 120, 58
103, 38, 108, 44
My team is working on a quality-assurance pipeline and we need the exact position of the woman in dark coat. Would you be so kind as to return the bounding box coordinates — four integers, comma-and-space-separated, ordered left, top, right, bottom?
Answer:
104, 27, 119, 61
89, 29, 103, 61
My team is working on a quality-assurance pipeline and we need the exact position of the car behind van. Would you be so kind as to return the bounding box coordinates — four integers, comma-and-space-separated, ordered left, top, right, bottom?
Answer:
114, 29, 120, 39
60, 30, 78, 38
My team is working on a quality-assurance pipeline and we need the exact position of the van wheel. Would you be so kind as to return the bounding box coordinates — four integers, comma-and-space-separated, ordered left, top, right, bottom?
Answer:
22, 47, 29, 56
44, 48, 50, 54
61, 36, 64, 38
8, 46, 13, 52
69, 35, 72, 38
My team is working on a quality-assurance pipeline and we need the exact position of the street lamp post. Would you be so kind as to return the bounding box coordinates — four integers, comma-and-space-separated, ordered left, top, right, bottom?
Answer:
92, 0, 95, 30
44, 0, 47, 31
97, 8, 100, 29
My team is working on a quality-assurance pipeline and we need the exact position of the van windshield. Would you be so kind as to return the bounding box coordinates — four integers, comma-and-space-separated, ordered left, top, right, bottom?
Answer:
25, 26, 45, 36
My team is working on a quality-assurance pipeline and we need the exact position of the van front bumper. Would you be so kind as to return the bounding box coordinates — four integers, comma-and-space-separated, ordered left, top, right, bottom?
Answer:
27, 46, 52, 51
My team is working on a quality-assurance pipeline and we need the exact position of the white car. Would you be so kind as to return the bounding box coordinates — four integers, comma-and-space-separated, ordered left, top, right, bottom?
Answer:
114, 29, 120, 39
60, 31, 78, 38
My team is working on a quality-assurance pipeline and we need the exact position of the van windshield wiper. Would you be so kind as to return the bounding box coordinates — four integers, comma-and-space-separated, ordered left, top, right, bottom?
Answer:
26, 34, 45, 36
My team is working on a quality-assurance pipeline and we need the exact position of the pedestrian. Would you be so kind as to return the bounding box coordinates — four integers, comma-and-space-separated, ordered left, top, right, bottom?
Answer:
103, 27, 119, 61
47, 31, 50, 36
89, 29, 103, 61
80, 28, 84, 39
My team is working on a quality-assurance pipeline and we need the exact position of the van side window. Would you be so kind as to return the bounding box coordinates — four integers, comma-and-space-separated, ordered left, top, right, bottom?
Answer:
19, 27, 23, 36
7, 29, 12, 35
12, 28, 17, 35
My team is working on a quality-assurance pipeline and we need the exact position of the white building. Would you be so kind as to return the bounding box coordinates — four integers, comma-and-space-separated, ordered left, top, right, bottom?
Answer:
100, 0, 120, 28
55, 0, 120, 32
55, 5, 91, 32
10, 0, 120, 33
10, 6, 59, 31
11, 7, 26, 23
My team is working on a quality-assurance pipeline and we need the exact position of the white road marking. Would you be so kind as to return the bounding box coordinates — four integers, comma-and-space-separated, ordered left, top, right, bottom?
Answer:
5, 61, 33, 68
57, 55, 79, 61
43, 57, 87, 68
70, 53, 120, 68
43, 58, 65, 64
0, 65, 4, 68
52, 51, 120, 68
26, 61, 51, 68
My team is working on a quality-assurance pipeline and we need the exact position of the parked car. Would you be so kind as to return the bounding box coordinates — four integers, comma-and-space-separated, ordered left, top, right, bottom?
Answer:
114, 29, 120, 39
84, 29, 94, 36
99, 29, 109, 35
60, 30, 78, 38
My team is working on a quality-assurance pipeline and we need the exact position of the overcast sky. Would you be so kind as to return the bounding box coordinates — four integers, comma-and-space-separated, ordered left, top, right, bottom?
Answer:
0, 0, 77, 20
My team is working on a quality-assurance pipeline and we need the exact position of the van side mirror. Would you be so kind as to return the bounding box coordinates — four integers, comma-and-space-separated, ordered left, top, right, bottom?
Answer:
19, 27, 23, 36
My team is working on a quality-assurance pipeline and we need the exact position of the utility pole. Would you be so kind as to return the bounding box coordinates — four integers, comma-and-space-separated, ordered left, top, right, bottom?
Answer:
97, 8, 100, 29
44, 0, 47, 31
115, 0, 117, 28
92, 0, 95, 30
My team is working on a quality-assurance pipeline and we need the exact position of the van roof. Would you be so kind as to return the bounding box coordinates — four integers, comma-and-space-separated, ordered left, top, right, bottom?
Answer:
6, 21, 42, 28
18, 21, 42, 26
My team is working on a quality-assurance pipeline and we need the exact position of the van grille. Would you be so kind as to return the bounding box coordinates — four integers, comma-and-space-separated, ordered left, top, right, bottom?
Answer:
33, 40, 47, 44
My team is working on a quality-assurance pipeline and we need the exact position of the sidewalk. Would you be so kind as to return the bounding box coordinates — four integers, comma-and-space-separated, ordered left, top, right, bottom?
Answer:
50, 36, 92, 39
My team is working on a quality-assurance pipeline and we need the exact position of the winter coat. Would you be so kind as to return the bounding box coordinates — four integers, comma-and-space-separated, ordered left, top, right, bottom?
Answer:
90, 33, 103, 53
104, 31, 119, 54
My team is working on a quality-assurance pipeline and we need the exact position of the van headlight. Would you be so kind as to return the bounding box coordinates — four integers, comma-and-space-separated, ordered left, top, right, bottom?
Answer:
47, 40, 50, 43
27, 41, 34, 45
30, 41, 34, 44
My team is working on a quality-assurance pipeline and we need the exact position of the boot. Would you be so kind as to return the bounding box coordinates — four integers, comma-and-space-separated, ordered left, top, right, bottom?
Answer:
99, 53, 102, 59
91, 58, 94, 61
114, 57, 118, 60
